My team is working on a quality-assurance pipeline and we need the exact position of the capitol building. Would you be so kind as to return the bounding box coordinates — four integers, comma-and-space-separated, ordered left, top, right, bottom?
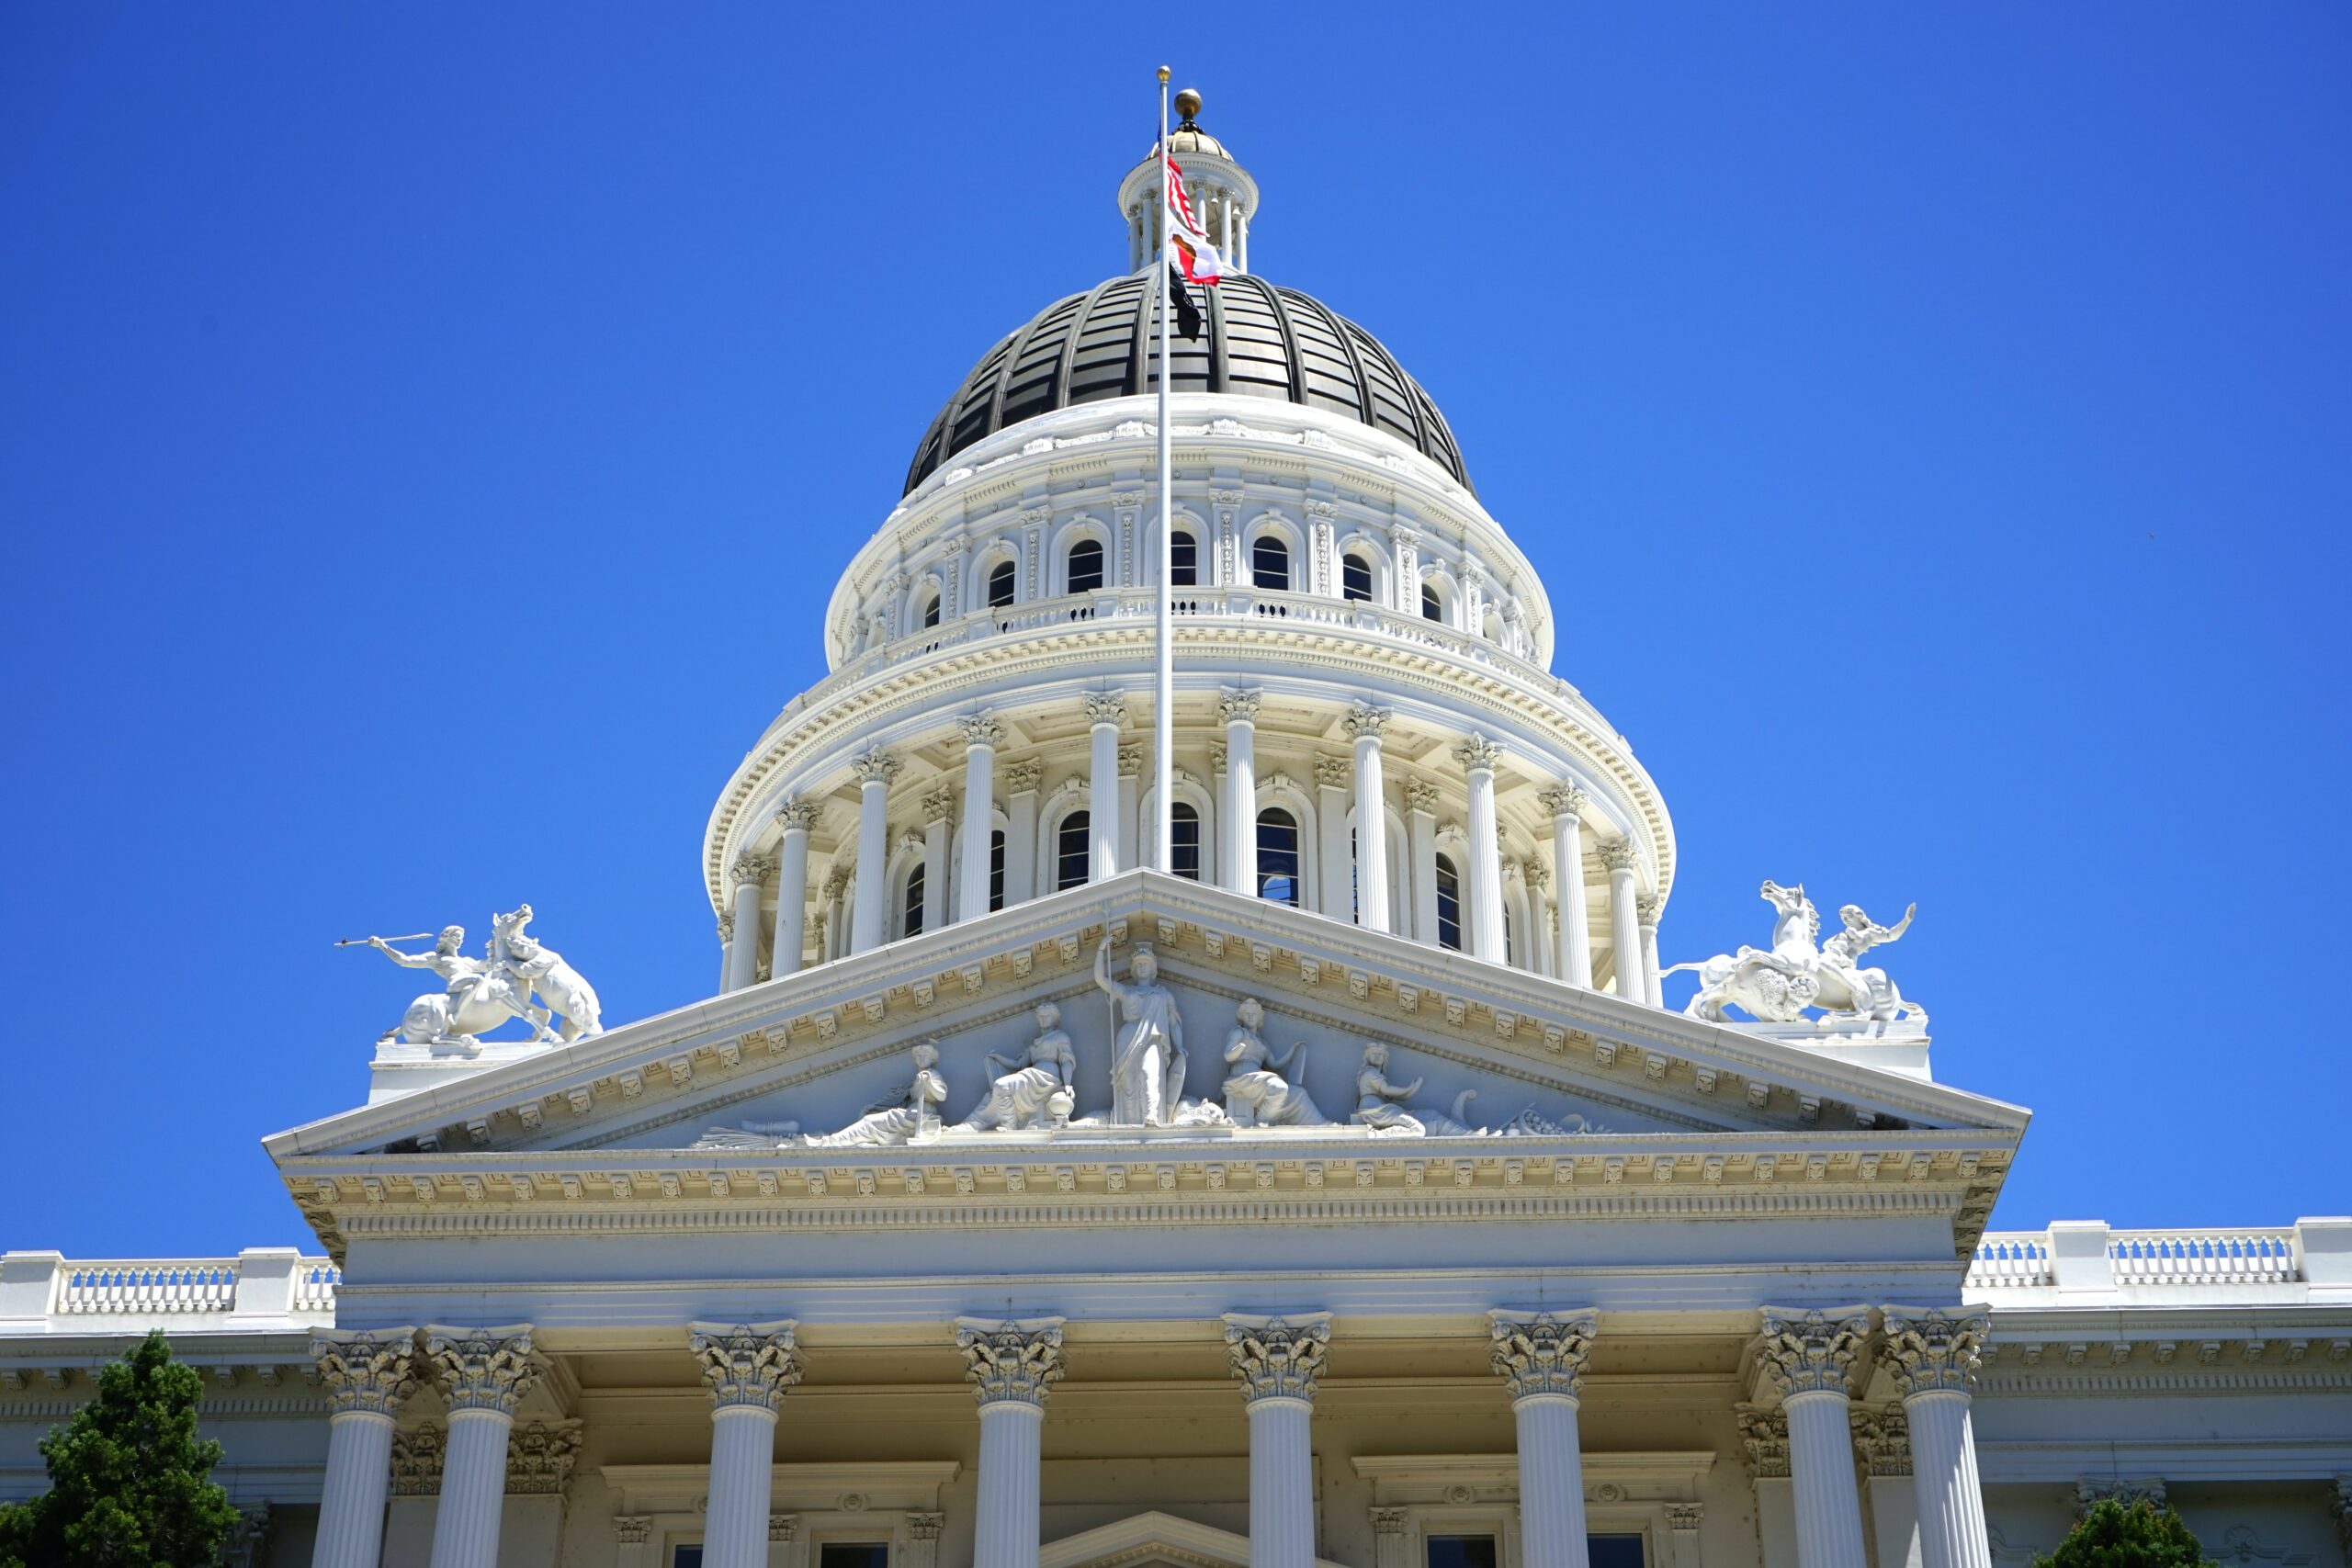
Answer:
2, 96, 2346, 1568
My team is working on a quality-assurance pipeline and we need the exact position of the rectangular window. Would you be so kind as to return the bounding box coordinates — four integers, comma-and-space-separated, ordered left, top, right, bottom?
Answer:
819, 1546, 891, 1568
1588, 1536, 1645, 1568
672, 1549, 705, 1568
1426, 1538, 1498, 1568
1171, 530, 1198, 586
989, 829, 1006, 911
1170, 802, 1202, 881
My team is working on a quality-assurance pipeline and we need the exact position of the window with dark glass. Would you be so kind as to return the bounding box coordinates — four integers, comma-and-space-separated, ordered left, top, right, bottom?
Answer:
1056, 810, 1091, 891
1342, 552, 1374, 602
671, 1548, 705, 1568
901, 863, 925, 939
1435, 853, 1464, 951
1587, 1536, 1645, 1568
1426, 1537, 1498, 1568
1257, 807, 1301, 906
920, 592, 941, 628
819, 1545, 891, 1568
1251, 536, 1291, 591
1422, 582, 1443, 622
1503, 905, 1516, 965
1170, 529, 1198, 586
1068, 538, 1105, 593
989, 829, 1006, 911
1170, 800, 1201, 881
988, 559, 1017, 609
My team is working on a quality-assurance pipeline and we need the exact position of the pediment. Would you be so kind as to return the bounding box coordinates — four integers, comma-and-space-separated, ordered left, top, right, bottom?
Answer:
1042, 1511, 1344, 1568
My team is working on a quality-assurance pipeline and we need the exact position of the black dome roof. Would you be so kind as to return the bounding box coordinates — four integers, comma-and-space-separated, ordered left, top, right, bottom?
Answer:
904, 271, 1473, 496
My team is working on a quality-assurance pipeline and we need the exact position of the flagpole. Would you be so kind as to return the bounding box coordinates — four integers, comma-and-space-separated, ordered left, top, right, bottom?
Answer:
1153, 65, 1175, 877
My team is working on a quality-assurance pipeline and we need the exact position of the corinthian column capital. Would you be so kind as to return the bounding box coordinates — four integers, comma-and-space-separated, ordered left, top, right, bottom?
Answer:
311, 1327, 419, 1418
423, 1325, 539, 1416
1538, 784, 1591, 821
1452, 734, 1503, 773
1342, 704, 1390, 739
775, 796, 821, 833
1218, 690, 1261, 725
955, 1315, 1066, 1408
1084, 693, 1127, 728
1487, 1309, 1598, 1403
1881, 1305, 1991, 1398
1222, 1312, 1331, 1404
688, 1320, 803, 1411
852, 749, 902, 786
1755, 1306, 1872, 1399
958, 714, 1007, 750
729, 854, 775, 888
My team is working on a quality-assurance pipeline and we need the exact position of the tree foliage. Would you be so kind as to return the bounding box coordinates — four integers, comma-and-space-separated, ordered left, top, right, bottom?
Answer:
2033, 1499, 2221, 1568
0, 1329, 239, 1568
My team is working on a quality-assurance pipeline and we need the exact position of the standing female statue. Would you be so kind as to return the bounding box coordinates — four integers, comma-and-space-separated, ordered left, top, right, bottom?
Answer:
1094, 937, 1185, 1126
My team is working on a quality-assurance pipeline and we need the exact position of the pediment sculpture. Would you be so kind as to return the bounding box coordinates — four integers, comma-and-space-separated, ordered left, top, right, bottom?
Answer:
352, 904, 603, 1052
1666, 880, 1925, 1026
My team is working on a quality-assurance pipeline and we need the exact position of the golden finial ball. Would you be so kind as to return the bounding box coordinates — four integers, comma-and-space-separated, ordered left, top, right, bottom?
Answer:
1173, 87, 1202, 122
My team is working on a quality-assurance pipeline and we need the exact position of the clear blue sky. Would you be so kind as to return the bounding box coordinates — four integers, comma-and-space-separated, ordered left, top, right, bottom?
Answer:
4, 6, 2345, 1258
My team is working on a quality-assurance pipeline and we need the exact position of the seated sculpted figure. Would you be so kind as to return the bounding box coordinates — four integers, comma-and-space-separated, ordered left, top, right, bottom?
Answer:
959, 1004, 1079, 1132
797, 1043, 949, 1148
1219, 999, 1328, 1127
1351, 1041, 1481, 1135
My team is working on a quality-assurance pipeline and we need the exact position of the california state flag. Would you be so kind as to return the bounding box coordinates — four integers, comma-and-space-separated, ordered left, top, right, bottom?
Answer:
1165, 155, 1228, 285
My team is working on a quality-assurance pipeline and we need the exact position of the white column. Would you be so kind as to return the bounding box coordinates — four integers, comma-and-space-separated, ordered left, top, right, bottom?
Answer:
1315, 758, 1351, 917
1523, 863, 1555, 976
1884, 1308, 1994, 1568
718, 918, 734, 990
724, 855, 772, 993
310, 1328, 418, 1568
1540, 785, 1593, 987
1666, 1506, 1705, 1568
1757, 1308, 1872, 1568
1406, 780, 1439, 943
1004, 761, 1041, 906
1224, 1313, 1330, 1568
1455, 736, 1505, 962
849, 750, 899, 952
1601, 840, 1643, 1001
771, 799, 817, 976
1637, 897, 1663, 1007
958, 716, 1004, 922
1117, 746, 1142, 873
957, 1317, 1066, 1568
689, 1321, 802, 1568
1347, 706, 1391, 932
423, 1325, 539, 1568
1489, 1312, 1597, 1568
922, 787, 954, 931
1221, 692, 1261, 896
1087, 694, 1125, 883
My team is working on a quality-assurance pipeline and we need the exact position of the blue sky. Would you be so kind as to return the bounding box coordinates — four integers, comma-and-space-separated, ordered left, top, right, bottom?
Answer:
3, 6, 2345, 1257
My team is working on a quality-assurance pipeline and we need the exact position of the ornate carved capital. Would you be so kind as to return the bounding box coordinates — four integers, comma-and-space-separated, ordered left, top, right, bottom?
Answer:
1487, 1309, 1598, 1403
909, 1513, 945, 1541
2075, 1478, 2166, 1517
955, 1316, 1066, 1408
1882, 1305, 1991, 1398
1524, 863, 1552, 893
311, 1327, 418, 1419
1387, 523, 1420, 549
688, 1320, 802, 1412
1734, 1402, 1790, 1478
1453, 734, 1502, 773
1404, 778, 1441, 814
1850, 1403, 1911, 1476
614, 1517, 652, 1545
1218, 690, 1261, 725
1370, 1507, 1410, 1537
1109, 491, 1146, 513
1209, 742, 1227, 773
1342, 704, 1390, 740
1119, 745, 1145, 778
1666, 1505, 1704, 1533
1209, 489, 1246, 508
771, 1514, 801, 1543
1223, 1312, 1331, 1404
1636, 895, 1661, 927
729, 854, 775, 889
717, 914, 735, 943
1536, 784, 1589, 822
1755, 1307, 1871, 1400
1003, 760, 1043, 794
852, 750, 902, 787
942, 535, 969, 556
922, 786, 956, 821
958, 714, 1006, 750
1303, 499, 1340, 522
505, 1418, 583, 1494
1085, 693, 1127, 728
389, 1423, 443, 1495
775, 796, 821, 833
1314, 755, 1351, 790
1600, 838, 1641, 875
424, 1325, 539, 1416
822, 866, 852, 897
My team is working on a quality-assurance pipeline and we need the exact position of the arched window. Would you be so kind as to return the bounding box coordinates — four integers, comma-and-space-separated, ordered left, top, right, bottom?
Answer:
1170, 529, 1198, 587
1251, 536, 1291, 592
988, 559, 1017, 609
1435, 853, 1464, 951
1067, 538, 1105, 594
1170, 801, 1202, 881
1341, 552, 1374, 603
1257, 807, 1301, 906
919, 590, 941, 629
901, 863, 926, 939
1056, 810, 1091, 892
1422, 583, 1444, 623
989, 829, 1007, 912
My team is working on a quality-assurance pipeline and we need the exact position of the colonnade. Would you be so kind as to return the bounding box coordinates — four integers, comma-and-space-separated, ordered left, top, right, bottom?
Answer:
720, 694, 1665, 1002
308, 1306, 1991, 1568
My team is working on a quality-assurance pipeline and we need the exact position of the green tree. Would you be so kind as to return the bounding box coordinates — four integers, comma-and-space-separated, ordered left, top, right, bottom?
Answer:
2033, 1498, 2221, 1568
0, 1329, 239, 1568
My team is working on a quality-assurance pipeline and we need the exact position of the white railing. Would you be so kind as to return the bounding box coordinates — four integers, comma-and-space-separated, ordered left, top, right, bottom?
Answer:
1, 1248, 338, 1331
2107, 1228, 2297, 1286
1967, 1235, 2053, 1288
